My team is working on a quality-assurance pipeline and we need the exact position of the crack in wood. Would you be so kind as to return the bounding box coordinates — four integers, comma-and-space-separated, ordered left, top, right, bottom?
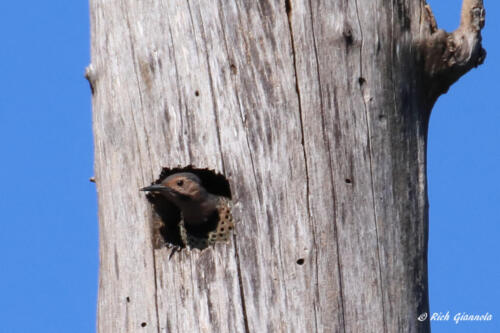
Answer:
353, 0, 388, 331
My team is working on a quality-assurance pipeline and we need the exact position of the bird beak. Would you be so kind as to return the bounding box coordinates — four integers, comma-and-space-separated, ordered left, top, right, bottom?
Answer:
140, 184, 168, 192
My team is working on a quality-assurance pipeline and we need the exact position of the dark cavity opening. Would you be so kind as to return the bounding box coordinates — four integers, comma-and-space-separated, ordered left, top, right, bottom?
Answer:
141, 322, 147, 327
296, 258, 305, 265
195, 90, 200, 97
345, 178, 352, 184
143, 166, 232, 250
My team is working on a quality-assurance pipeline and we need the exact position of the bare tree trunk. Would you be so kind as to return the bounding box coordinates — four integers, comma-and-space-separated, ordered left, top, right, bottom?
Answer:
88, 0, 485, 332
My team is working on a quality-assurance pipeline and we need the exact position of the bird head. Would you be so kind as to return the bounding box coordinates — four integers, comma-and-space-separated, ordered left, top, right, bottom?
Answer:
141, 172, 207, 207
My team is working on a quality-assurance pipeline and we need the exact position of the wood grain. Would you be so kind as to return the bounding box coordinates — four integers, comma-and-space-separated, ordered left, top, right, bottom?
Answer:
90, 0, 484, 332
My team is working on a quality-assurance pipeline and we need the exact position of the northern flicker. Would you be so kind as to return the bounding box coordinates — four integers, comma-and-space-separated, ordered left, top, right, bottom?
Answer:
141, 172, 234, 249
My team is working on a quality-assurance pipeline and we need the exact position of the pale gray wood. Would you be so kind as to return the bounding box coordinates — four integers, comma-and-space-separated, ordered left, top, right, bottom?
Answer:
89, 0, 485, 332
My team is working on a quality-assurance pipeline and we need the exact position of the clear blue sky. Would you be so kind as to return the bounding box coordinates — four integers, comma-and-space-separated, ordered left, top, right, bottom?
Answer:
427, 1, 500, 332
0, 1, 497, 332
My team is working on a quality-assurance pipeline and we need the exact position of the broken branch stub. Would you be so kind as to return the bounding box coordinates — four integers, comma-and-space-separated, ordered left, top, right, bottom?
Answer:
421, 0, 486, 107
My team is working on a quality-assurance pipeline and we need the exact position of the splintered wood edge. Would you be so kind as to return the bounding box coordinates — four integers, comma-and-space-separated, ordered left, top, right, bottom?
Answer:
421, 0, 485, 106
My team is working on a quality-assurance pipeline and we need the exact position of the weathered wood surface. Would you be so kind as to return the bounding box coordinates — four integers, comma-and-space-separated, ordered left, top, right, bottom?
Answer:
89, 0, 484, 332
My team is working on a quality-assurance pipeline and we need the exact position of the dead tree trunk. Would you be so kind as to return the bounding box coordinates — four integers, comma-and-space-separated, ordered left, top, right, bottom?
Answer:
88, 0, 485, 332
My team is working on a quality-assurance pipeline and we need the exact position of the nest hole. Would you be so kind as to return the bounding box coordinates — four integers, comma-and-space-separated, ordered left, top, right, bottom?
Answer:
144, 166, 232, 250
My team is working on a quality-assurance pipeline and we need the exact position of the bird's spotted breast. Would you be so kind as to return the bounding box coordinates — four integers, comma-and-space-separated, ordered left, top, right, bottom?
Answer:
180, 197, 234, 249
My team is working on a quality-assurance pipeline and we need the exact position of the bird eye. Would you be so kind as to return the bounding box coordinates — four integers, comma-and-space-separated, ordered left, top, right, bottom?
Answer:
176, 180, 184, 187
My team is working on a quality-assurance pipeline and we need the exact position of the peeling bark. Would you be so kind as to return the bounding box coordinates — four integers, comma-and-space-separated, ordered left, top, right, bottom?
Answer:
421, 0, 486, 107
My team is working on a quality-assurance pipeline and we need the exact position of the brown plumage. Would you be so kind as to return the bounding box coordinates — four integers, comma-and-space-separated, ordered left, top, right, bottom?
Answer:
141, 172, 234, 249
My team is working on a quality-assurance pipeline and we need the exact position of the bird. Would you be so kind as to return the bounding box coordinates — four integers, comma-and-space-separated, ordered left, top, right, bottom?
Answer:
141, 172, 234, 249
